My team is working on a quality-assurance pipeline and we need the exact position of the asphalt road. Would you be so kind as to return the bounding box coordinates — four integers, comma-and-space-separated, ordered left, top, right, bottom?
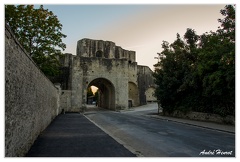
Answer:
84, 105, 235, 157
26, 113, 136, 157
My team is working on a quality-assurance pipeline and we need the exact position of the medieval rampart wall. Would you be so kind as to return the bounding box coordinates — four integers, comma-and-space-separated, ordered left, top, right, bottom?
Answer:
137, 65, 156, 105
5, 24, 60, 157
77, 38, 136, 63
57, 38, 157, 111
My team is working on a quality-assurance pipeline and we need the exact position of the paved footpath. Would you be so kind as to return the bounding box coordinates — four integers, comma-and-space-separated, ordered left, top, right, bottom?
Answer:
26, 113, 136, 157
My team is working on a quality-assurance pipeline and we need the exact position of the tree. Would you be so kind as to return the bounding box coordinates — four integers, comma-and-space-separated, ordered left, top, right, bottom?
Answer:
153, 5, 235, 116
5, 5, 67, 77
197, 5, 235, 116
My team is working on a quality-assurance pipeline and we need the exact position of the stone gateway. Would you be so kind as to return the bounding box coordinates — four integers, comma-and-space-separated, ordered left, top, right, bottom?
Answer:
57, 38, 156, 112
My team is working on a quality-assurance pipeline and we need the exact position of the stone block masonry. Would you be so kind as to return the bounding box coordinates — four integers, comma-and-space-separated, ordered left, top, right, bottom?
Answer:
5, 24, 61, 157
57, 38, 157, 112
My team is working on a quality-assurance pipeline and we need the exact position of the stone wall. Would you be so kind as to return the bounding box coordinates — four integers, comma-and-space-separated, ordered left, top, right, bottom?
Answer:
137, 65, 156, 105
5, 24, 61, 157
60, 90, 72, 112
70, 56, 129, 111
164, 110, 235, 125
58, 53, 73, 90
57, 39, 157, 111
77, 38, 136, 62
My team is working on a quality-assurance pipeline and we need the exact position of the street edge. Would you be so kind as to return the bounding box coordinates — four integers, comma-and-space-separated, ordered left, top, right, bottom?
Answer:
83, 114, 144, 157
148, 115, 235, 134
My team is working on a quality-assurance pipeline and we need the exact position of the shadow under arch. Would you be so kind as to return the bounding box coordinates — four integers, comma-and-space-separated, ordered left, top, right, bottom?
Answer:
87, 78, 115, 110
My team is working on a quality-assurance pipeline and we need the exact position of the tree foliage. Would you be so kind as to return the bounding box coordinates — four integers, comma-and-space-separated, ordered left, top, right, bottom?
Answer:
153, 5, 235, 116
5, 5, 67, 77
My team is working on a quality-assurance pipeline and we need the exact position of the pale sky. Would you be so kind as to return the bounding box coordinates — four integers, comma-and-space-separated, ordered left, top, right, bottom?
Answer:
38, 4, 226, 70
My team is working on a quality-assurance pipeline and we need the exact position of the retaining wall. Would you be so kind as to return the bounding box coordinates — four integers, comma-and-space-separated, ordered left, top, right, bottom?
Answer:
5, 24, 61, 157
164, 110, 235, 125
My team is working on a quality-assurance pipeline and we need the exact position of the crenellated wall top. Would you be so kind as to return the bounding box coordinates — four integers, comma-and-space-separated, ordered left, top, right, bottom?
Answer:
76, 38, 136, 62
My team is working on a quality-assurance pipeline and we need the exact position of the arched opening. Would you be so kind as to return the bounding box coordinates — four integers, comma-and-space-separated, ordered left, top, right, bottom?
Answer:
96, 50, 103, 57
87, 78, 115, 110
86, 86, 98, 105
145, 87, 157, 103
128, 82, 140, 107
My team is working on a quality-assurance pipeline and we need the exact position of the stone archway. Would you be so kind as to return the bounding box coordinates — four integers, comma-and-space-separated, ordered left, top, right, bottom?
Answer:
87, 78, 115, 110
128, 82, 140, 107
145, 87, 157, 103
57, 38, 156, 112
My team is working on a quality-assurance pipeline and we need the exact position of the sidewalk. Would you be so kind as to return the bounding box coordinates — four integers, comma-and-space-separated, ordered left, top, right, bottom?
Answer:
26, 113, 136, 157
149, 114, 235, 134
123, 103, 235, 134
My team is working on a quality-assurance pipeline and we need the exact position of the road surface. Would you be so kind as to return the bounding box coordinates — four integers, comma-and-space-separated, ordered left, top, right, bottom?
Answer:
84, 104, 235, 157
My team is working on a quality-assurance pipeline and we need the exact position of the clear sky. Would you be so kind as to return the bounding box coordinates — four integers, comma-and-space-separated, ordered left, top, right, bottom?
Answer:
37, 4, 226, 70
